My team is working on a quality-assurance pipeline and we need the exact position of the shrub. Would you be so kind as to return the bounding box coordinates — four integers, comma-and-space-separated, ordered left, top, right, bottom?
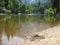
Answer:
45, 8, 56, 15
1, 7, 11, 13
44, 8, 58, 24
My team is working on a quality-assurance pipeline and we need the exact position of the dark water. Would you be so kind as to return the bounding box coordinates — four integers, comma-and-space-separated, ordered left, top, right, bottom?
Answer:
0, 14, 56, 45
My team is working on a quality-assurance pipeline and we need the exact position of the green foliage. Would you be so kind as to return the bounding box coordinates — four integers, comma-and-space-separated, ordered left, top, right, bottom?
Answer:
59, 2, 60, 10
39, 6, 45, 14
44, 8, 58, 24
45, 8, 56, 15
31, 5, 38, 13
44, 0, 52, 9
1, 7, 11, 13
0, 0, 59, 14
52, 0, 59, 13
26, 5, 34, 13
8, 0, 20, 14
0, 0, 5, 7
20, 4, 26, 13
20, 4, 34, 14
0, 0, 21, 14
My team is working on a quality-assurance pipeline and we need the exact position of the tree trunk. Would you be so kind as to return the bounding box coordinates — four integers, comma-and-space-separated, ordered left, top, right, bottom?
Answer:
52, 0, 59, 14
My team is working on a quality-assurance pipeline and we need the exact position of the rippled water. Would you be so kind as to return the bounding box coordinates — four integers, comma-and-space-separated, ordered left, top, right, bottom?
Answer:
0, 14, 53, 45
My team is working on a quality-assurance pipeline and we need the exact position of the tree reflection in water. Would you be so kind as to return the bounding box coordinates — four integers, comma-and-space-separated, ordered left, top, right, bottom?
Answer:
0, 15, 21, 41
0, 14, 59, 45
4, 15, 20, 40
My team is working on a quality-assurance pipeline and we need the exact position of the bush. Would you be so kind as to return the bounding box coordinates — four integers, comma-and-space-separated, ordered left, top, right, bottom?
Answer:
1, 7, 11, 13
45, 8, 56, 15
44, 8, 58, 24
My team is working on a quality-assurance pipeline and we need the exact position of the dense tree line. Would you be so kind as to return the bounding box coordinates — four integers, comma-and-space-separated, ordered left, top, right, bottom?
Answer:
0, 0, 20, 14
0, 0, 60, 14
0, 0, 34, 14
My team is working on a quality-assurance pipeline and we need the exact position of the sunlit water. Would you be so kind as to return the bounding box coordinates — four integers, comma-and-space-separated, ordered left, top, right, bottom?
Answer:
0, 14, 56, 45
2, 31, 24, 45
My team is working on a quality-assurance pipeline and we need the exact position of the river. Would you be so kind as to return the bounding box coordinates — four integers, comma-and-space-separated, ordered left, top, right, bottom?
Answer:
0, 14, 56, 45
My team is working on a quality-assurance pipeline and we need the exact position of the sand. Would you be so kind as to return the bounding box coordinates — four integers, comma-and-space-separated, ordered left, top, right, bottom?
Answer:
5, 25, 60, 45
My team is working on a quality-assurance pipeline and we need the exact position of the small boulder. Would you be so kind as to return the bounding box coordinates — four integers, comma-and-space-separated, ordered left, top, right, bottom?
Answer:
30, 34, 45, 41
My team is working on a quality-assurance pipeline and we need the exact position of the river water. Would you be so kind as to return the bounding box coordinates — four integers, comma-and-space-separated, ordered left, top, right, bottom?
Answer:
0, 15, 54, 45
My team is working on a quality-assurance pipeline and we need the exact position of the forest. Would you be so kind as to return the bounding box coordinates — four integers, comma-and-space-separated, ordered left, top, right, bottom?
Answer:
0, 0, 60, 14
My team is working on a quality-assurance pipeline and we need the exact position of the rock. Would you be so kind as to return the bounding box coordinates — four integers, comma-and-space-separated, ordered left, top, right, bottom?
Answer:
29, 34, 45, 41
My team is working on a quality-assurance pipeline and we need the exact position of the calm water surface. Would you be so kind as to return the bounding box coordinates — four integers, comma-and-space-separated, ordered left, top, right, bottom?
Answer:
0, 14, 55, 45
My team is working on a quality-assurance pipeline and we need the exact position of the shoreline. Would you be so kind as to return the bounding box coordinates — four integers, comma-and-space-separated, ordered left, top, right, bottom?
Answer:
2, 25, 60, 45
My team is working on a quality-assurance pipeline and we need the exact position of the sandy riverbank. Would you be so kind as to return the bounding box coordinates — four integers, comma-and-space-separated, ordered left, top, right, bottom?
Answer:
4, 25, 60, 45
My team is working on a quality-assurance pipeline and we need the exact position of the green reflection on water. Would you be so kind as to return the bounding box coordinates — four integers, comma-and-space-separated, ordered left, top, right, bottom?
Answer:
0, 15, 21, 40
20, 14, 42, 23
0, 14, 43, 39
0, 14, 59, 40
